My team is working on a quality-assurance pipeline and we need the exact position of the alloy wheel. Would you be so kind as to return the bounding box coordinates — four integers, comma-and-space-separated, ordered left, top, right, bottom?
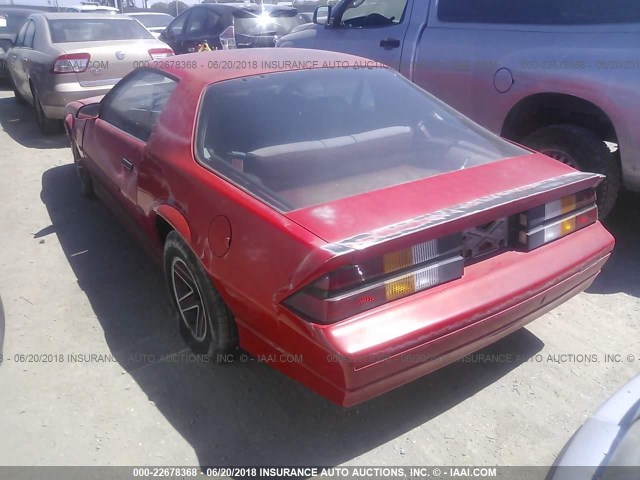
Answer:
171, 257, 208, 343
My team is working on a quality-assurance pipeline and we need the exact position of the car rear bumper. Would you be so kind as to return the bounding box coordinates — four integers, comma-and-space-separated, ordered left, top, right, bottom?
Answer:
339, 252, 606, 406
259, 223, 614, 406
40, 81, 117, 119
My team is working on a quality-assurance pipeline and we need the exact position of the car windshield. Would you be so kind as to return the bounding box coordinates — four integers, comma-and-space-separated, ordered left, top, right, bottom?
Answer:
233, 10, 305, 36
0, 11, 29, 35
196, 67, 528, 212
131, 14, 172, 28
48, 18, 154, 43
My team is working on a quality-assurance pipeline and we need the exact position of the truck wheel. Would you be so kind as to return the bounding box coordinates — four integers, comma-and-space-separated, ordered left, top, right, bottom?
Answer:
164, 231, 238, 362
522, 125, 621, 218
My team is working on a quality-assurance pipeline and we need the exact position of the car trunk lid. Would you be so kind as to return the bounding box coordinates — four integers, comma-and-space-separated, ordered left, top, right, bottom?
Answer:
282, 154, 604, 324
285, 154, 601, 248
54, 40, 162, 87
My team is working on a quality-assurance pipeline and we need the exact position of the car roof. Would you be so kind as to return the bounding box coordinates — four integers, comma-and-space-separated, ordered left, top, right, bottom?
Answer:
157, 48, 385, 88
31, 12, 134, 20
126, 12, 173, 16
66, 4, 119, 8
0, 7, 43, 15
196, 3, 296, 13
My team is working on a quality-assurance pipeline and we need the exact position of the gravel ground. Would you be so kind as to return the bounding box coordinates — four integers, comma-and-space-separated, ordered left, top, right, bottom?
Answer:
0, 86, 638, 469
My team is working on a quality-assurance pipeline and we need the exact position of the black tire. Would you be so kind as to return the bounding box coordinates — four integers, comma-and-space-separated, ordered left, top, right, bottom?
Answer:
71, 143, 94, 198
164, 231, 238, 361
12, 81, 28, 105
32, 86, 62, 135
522, 125, 621, 218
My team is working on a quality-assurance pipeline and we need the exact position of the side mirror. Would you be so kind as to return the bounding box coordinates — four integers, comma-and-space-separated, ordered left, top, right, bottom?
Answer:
77, 103, 101, 119
313, 6, 331, 26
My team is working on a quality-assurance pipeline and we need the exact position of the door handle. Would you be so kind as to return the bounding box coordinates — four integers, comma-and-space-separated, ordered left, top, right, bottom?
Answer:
380, 38, 401, 49
122, 158, 134, 171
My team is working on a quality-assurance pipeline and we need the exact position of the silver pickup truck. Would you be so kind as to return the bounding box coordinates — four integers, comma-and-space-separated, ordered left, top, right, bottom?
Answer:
278, 0, 640, 216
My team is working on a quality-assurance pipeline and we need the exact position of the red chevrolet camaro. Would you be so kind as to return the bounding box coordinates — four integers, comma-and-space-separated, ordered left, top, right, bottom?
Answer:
64, 49, 614, 406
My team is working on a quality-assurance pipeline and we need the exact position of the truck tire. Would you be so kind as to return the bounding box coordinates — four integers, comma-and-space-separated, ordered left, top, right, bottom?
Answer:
522, 125, 621, 218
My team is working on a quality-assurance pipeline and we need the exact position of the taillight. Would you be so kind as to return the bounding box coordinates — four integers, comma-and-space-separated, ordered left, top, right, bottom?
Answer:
284, 234, 464, 324
148, 48, 174, 60
517, 189, 598, 250
219, 26, 236, 50
51, 53, 90, 74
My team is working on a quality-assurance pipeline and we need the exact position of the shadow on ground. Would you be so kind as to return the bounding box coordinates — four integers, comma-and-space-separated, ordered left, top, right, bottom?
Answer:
587, 191, 640, 298
40, 164, 545, 467
0, 92, 68, 150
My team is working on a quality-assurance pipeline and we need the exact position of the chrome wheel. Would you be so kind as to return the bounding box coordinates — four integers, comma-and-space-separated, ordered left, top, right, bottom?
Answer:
171, 257, 208, 343
540, 149, 580, 169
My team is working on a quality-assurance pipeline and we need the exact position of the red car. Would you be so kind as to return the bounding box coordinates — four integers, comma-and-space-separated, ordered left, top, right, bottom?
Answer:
64, 49, 614, 406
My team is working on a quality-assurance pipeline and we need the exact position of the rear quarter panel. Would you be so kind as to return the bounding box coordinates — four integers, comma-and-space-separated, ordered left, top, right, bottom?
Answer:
137, 81, 335, 357
27, 16, 62, 100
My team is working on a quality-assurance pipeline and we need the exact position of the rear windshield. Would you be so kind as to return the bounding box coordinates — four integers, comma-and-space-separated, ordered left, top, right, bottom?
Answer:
233, 10, 305, 36
0, 11, 29, 34
130, 14, 172, 28
48, 18, 154, 43
196, 68, 527, 212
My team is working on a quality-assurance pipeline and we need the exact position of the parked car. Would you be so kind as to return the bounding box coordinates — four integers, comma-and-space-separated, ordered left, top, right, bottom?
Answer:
277, 0, 640, 217
6, 12, 173, 134
64, 5, 119, 14
548, 375, 640, 479
0, 8, 38, 81
126, 12, 174, 38
63, 48, 614, 406
160, 3, 304, 53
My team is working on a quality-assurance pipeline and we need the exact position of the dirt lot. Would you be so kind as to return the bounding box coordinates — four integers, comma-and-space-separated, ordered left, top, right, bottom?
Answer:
0, 85, 638, 468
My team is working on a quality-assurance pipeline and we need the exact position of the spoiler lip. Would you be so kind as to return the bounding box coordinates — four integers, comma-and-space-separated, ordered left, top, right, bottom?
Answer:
322, 171, 604, 255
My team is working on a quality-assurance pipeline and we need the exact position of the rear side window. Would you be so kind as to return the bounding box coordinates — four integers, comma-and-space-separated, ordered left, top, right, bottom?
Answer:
341, 0, 408, 27
48, 18, 154, 43
184, 11, 205, 34
438, 0, 640, 25
100, 70, 178, 142
23, 20, 35, 48
168, 11, 189, 35
14, 20, 28, 46
196, 68, 526, 212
